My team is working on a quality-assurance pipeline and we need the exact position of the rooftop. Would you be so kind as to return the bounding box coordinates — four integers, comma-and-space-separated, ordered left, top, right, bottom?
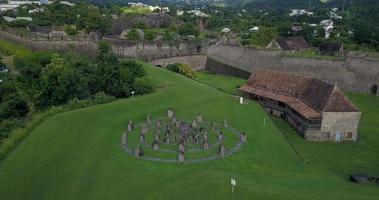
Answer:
240, 69, 360, 119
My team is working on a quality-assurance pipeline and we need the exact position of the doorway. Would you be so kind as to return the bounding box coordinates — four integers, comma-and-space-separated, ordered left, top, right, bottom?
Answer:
369, 83, 378, 96
335, 132, 342, 141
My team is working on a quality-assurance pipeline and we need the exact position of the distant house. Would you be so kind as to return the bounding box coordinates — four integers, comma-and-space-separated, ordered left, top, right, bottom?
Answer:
318, 42, 344, 56
239, 69, 361, 141
266, 37, 312, 51
2, 16, 33, 22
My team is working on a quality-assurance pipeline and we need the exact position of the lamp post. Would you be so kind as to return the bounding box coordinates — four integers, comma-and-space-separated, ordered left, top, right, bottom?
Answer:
131, 91, 135, 99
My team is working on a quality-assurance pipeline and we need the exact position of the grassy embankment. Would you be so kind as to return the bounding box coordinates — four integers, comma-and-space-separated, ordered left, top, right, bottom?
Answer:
0, 65, 378, 200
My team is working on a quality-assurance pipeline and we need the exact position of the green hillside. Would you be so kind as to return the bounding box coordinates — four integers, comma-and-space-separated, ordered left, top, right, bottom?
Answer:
0, 65, 378, 200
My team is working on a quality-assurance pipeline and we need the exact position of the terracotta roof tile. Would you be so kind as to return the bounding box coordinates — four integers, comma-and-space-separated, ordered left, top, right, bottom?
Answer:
275, 37, 312, 51
240, 69, 360, 118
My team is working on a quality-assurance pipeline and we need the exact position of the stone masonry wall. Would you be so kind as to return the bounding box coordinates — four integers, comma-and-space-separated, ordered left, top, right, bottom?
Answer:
150, 55, 207, 70
1, 28, 378, 94
319, 112, 361, 141
207, 45, 379, 94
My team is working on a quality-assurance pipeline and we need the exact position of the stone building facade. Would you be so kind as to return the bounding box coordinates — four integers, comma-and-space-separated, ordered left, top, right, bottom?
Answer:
239, 69, 361, 141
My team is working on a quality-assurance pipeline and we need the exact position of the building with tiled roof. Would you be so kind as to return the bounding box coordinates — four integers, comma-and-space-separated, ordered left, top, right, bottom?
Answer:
239, 69, 361, 141
266, 36, 312, 51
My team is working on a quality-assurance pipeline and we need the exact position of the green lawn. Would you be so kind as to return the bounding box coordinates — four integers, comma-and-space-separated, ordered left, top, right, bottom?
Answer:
0, 65, 378, 200
195, 71, 246, 95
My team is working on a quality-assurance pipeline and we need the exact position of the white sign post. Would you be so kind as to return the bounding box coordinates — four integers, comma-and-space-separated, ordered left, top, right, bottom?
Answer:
231, 178, 236, 194
239, 97, 244, 105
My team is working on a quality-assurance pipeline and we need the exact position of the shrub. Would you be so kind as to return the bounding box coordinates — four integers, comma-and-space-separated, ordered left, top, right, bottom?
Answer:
163, 30, 173, 40
127, 29, 140, 41
121, 60, 146, 78
144, 30, 157, 41
65, 25, 78, 36
0, 119, 22, 141
166, 63, 197, 79
134, 22, 147, 29
178, 23, 199, 38
133, 77, 153, 95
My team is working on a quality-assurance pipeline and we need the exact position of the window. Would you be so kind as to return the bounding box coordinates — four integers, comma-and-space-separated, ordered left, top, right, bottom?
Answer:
347, 132, 353, 139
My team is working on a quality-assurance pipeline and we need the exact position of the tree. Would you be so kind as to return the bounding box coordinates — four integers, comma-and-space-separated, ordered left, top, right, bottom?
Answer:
121, 60, 146, 78
178, 23, 200, 38
0, 94, 29, 120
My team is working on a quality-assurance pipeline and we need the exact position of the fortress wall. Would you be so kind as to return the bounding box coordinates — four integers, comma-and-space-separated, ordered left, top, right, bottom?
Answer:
150, 55, 207, 70
0, 30, 206, 60
207, 45, 379, 93
1, 29, 378, 94
108, 39, 206, 61
0, 29, 98, 57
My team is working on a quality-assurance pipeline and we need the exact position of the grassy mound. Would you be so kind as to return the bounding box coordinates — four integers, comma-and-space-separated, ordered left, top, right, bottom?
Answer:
0, 65, 378, 200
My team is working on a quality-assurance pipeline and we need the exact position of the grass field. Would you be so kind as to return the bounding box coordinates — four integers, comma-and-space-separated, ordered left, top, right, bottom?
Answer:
0, 65, 378, 200
0, 39, 31, 57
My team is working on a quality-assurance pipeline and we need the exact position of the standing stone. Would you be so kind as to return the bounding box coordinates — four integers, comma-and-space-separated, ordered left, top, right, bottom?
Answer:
224, 119, 229, 128
168, 109, 175, 118
219, 143, 226, 156
139, 134, 145, 143
156, 120, 161, 128
164, 136, 170, 144
196, 114, 203, 123
179, 140, 186, 152
121, 132, 128, 145
240, 132, 247, 143
203, 131, 208, 141
172, 116, 177, 124
141, 125, 148, 135
175, 121, 181, 128
203, 138, 209, 150
127, 120, 133, 132
212, 122, 216, 131
155, 132, 160, 141
152, 140, 159, 150
192, 120, 198, 128
135, 145, 144, 157
178, 151, 185, 163
218, 131, 225, 141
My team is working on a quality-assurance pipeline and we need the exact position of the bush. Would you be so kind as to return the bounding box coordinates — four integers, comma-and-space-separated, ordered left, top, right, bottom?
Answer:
178, 23, 199, 38
144, 30, 157, 41
166, 63, 197, 79
92, 92, 116, 104
163, 30, 173, 40
0, 119, 22, 141
121, 60, 146, 78
65, 25, 78, 36
127, 29, 140, 40
134, 22, 147, 29
133, 77, 153, 95
65, 92, 116, 110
